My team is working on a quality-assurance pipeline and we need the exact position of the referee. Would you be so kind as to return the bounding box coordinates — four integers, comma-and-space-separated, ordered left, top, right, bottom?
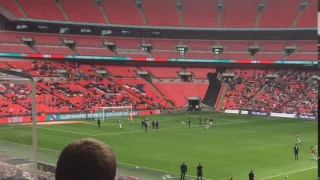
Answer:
97, 118, 101, 128
180, 161, 187, 180
294, 144, 299, 160
196, 163, 203, 180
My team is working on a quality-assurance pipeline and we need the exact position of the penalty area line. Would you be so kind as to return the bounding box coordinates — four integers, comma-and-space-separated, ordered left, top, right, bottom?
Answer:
257, 166, 318, 180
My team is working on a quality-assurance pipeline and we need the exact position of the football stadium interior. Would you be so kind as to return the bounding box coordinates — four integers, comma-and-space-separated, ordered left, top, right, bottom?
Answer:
0, 0, 318, 180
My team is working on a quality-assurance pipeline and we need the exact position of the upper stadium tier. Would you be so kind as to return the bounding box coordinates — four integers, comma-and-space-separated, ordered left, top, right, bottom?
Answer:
0, 31, 317, 60
0, 0, 316, 28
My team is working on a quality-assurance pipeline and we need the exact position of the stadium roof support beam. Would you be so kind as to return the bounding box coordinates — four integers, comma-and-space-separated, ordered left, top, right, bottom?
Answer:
0, 68, 38, 180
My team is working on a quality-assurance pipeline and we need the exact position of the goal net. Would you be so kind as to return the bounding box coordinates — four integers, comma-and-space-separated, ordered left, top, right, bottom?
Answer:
95, 106, 133, 122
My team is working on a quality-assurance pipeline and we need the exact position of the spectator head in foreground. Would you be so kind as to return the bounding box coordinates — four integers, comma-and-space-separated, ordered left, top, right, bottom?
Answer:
56, 138, 117, 180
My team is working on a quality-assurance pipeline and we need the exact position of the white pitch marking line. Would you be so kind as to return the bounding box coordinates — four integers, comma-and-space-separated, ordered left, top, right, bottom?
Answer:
0, 140, 212, 180
257, 166, 318, 180
37, 127, 94, 136
93, 121, 248, 136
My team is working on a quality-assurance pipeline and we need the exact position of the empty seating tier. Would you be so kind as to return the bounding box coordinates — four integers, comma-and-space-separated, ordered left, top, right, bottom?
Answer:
0, 0, 24, 17
0, 44, 35, 53
0, 0, 316, 28
253, 53, 285, 60
186, 67, 216, 79
102, 0, 143, 25
181, 0, 218, 27
0, 32, 22, 44
17, 0, 65, 20
100, 65, 137, 78
76, 47, 114, 56
258, 0, 301, 28
295, 0, 317, 27
221, 0, 260, 28
35, 46, 75, 55
286, 53, 317, 60
143, 0, 180, 27
29, 34, 63, 46
154, 82, 209, 107
60, 0, 105, 23
151, 51, 182, 58
185, 52, 215, 59
140, 66, 181, 79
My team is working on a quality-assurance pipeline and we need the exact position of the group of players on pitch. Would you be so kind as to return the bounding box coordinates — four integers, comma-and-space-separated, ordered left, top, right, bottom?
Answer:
97, 115, 214, 131
180, 116, 214, 129
141, 118, 159, 131
294, 132, 318, 161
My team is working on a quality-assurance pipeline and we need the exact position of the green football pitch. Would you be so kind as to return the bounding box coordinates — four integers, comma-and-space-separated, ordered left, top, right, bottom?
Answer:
0, 112, 317, 180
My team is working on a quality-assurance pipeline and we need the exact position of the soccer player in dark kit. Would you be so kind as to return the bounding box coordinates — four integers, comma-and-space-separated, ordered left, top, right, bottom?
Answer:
155, 120, 159, 130
97, 118, 101, 128
141, 118, 145, 129
249, 170, 254, 180
196, 163, 203, 180
199, 116, 202, 125
152, 120, 155, 131
144, 120, 148, 131
209, 116, 214, 126
188, 117, 191, 127
294, 144, 299, 160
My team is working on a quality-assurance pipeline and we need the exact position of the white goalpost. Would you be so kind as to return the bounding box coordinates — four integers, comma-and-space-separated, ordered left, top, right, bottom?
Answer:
94, 106, 133, 122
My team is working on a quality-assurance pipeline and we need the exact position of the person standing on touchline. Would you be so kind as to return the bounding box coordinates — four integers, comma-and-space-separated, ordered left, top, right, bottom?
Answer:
249, 170, 254, 180
180, 161, 187, 180
196, 163, 203, 180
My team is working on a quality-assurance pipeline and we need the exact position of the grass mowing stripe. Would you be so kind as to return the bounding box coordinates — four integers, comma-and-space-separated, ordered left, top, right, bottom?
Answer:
0, 140, 213, 180
0, 120, 247, 137
93, 121, 249, 136
37, 127, 94, 136
257, 166, 318, 180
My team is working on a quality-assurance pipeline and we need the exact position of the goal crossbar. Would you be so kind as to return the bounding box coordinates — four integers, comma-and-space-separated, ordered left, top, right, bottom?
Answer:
95, 106, 133, 121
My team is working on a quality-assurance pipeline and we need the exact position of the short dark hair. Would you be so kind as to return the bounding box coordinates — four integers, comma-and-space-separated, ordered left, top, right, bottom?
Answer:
56, 138, 117, 180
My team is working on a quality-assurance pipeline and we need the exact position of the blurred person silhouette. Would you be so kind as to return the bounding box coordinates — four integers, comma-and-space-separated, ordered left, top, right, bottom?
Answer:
56, 138, 117, 180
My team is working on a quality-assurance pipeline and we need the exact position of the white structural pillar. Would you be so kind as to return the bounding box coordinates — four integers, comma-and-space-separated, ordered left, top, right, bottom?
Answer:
31, 81, 38, 180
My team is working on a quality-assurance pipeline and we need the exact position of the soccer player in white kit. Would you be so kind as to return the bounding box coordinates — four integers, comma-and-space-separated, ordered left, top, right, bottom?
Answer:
204, 120, 209, 129
118, 120, 122, 129
180, 119, 185, 126
311, 147, 317, 160
295, 132, 301, 143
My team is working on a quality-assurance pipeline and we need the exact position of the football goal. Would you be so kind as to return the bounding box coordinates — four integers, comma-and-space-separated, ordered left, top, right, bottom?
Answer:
94, 106, 133, 122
